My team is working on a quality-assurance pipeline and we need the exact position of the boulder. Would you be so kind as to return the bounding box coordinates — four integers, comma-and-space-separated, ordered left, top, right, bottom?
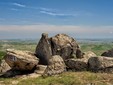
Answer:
101, 48, 113, 57
4, 49, 39, 71
35, 33, 52, 65
88, 56, 113, 73
51, 34, 83, 59
0, 59, 11, 74
43, 55, 66, 76
65, 51, 96, 71
65, 58, 87, 71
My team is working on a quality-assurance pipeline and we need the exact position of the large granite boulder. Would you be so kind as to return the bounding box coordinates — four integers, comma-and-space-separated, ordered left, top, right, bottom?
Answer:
4, 49, 39, 71
43, 55, 66, 76
35, 33, 83, 65
35, 33, 52, 65
88, 56, 113, 73
50, 34, 83, 59
101, 48, 113, 57
0, 59, 11, 74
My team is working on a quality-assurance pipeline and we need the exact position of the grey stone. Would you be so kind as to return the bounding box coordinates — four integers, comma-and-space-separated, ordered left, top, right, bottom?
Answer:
4, 49, 39, 71
65, 58, 87, 71
65, 51, 96, 71
88, 56, 113, 73
51, 34, 83, 59
101, 48, 113, 57
43, 55, 66, 76
35, 33, 52, 65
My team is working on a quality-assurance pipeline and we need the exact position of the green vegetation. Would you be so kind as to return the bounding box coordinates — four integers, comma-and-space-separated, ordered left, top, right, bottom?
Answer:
80, 42, 113, 55
0, 51, 6, 60
0, 39, 113, 85
0, 72, 113, 85
0, 40, 37, 60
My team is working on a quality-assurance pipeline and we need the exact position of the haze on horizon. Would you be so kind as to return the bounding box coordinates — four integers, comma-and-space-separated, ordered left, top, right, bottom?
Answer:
0, 0, 113, 39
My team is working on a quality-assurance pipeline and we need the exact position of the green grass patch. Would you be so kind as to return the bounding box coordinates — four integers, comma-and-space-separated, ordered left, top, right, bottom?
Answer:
0, 51, 6, 60
1, 72, 113, 85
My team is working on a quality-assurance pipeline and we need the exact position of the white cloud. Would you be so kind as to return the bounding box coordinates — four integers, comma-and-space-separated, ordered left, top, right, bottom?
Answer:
39, 7, 54, 11
12, 3, 26, 7
40, 10, 76, 17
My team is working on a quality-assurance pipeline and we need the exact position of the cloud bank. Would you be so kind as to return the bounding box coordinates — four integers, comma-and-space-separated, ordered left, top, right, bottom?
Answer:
0, 24, 113, 39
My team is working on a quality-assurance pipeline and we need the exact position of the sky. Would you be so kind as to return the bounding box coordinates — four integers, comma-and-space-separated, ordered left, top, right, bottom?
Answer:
0, 0, 113, 39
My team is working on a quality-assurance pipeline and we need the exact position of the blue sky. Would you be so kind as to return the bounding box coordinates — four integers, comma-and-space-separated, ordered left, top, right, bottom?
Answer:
0, 0, 113, 39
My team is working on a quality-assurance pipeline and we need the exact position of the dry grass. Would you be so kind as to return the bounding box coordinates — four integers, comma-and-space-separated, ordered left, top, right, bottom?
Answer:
0, 72, 113, 85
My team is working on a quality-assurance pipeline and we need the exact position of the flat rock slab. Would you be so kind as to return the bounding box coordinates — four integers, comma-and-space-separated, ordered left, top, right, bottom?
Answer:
4, 49, 39, 71
88, 56, 113, 73
65, 58, 87, 71
65, 51, 96, 71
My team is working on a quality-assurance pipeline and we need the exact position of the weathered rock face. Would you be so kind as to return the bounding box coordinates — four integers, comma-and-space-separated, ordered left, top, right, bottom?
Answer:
4, 49, 39, 71
101, 48, 113, 57
51, 34, 83, 59
35, 33, 52, 65
35, 33, 83, 65
0, 59, 11, 74
65, 59, 87, 71
34, 65, 47, 74
88, 56, 113, 73
65, 51, 96, 71
43, 55, 66, 76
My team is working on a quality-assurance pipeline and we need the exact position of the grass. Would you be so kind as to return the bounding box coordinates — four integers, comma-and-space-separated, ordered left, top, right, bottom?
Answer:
0, 51, 6, 60
0, 72, 113, 85
80, 42, 113, 55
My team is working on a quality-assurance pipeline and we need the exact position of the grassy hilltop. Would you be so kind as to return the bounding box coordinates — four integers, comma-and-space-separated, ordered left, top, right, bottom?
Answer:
0, 39, 113, 85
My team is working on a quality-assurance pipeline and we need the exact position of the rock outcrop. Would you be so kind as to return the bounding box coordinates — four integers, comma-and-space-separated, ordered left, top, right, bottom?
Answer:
50, 34, 83, 59
43, 55, 66, 76
88, 56, 113, 73
0, 59, 11, 74
4, 49, 39, 71
101, 48, 113, 57
65, 51, 96, 71
35, 33, 83, 65
35, 33, 52, 65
